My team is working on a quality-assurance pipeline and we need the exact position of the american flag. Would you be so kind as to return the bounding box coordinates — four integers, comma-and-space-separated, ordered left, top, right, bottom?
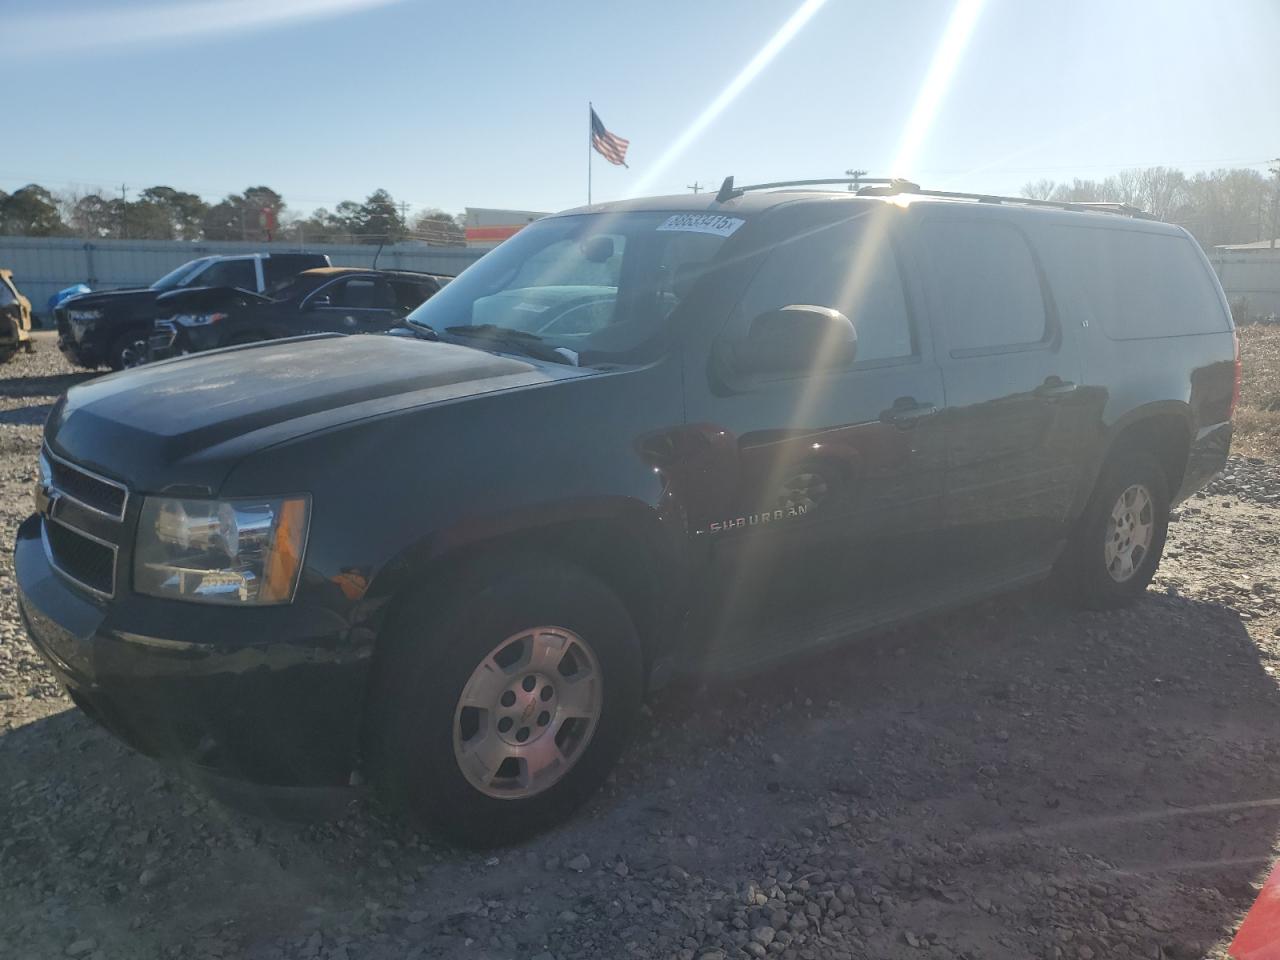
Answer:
590, 107, 629, 167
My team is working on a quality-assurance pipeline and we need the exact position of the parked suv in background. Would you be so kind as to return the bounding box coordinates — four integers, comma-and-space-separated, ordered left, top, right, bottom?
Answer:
147, 267, 450, 362
16, 182, 1237, 845
0, 268, 34, 363
55, 251, 330, 370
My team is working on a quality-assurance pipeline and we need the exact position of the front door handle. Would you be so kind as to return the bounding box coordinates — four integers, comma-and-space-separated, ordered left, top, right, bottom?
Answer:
1035, 376, 1077, 398
881, 397, 937, 428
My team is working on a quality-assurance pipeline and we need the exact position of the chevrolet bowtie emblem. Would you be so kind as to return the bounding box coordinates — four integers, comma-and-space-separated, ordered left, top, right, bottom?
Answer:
33, 482, 58, 518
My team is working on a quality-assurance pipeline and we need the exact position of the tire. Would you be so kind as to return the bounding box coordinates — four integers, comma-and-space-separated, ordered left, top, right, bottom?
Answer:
1057, 450, 1170, 609
0, 346, 16, 365
367, 556, 643, 847
109, 332, 148, 371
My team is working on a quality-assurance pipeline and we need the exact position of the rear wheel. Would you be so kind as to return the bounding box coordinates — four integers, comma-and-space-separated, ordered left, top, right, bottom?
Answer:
0, 346, 15, 365
1057, 451, 1170, 609
367, 557, 643, 847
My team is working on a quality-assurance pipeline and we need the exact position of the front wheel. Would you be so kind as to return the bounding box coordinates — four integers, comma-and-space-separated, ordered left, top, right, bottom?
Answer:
109, 332, 149, 371
367, 558, 643, 846
1057, 451, 1170, 609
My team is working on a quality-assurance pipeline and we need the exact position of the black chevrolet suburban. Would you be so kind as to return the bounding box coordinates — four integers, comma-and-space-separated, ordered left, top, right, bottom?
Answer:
55, 251, 330, 370
16, 181, 1238, 845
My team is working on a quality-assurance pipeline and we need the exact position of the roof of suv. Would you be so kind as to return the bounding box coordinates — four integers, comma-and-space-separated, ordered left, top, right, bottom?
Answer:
559, 186, 1178, 233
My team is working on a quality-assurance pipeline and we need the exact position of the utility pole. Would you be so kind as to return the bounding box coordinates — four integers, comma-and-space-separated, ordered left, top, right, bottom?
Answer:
687, 182, 703, 194
118, 183, 128, 239
398, 201, 411, 238
845, 168, 867, 192
1269, 158, 1280, 250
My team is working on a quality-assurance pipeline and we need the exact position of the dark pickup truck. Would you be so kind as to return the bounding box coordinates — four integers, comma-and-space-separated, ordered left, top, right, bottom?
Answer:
147, 267, 450, 361
17, 180, 1237, 845
55, 251, 329, 370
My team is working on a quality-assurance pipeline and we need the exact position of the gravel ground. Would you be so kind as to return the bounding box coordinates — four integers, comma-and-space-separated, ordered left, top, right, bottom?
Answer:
3, 333, 1280, 960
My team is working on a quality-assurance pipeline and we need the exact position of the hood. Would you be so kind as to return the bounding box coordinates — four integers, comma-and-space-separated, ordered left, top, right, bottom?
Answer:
47, 334, 582, 494
62, 287, 160, 311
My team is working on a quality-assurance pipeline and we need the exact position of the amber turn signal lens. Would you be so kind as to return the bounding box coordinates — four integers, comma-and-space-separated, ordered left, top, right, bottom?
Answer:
261, 497, 309, 603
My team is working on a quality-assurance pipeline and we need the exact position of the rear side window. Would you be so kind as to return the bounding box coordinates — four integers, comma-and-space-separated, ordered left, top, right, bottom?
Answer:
1054, 227, 1228, 339
329, 278, 396, 309
735, 216, 914, 364
921, 220, 1048, 354
0, 280, 16, 307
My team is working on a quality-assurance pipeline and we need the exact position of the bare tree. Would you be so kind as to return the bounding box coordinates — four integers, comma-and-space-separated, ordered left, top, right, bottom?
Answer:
1020, 178, 1058, 200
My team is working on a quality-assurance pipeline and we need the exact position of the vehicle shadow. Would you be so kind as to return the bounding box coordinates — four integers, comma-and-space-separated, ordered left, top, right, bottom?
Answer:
0, 371, 99, 398
643, 585, 1280, 957
1, 587, 1276, 959
0, 402, 56, 426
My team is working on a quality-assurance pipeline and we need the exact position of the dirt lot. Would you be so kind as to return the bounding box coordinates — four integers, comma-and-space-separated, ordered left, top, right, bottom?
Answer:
3, 331, 1280, 960
1234, 324, 1280, 460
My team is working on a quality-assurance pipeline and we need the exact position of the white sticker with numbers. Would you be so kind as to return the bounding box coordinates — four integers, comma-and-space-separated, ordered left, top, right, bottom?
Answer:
656, 213, 745, 237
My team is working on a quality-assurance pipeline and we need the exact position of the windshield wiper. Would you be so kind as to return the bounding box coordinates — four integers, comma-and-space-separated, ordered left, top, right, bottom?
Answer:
444, 324, 575, 364
404, 318, 440, 340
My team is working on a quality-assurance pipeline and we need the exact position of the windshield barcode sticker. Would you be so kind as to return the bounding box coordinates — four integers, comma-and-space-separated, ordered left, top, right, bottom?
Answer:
657, 214, 745, 237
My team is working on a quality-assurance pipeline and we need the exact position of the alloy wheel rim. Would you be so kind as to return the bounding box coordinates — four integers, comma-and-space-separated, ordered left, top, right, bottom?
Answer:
1104, 483, 1154, 583
452, 626, 602, 800
120, 340, 147, 368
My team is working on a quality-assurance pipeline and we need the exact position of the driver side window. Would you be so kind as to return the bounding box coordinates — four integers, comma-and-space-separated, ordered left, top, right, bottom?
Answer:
198, 259, 258, 291
734, 218, 914, 366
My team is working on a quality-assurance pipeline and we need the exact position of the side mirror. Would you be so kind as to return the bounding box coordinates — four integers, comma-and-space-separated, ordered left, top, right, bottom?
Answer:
580, 236, 615, 263
732, 305, 857, 378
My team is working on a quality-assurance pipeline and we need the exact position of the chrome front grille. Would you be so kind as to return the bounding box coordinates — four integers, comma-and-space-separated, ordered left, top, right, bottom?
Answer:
38, 447, 129, 598
44, 448, 128, 520
43, 519, 117, 596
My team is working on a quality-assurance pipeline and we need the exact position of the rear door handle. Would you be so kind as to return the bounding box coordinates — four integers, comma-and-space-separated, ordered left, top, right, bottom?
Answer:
881, 397, 937, 428
1035, 376, 1077, 398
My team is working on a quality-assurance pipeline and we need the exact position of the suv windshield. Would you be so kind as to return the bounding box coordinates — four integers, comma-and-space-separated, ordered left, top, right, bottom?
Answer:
406, 212, 733, 362
150, 257, 214, 291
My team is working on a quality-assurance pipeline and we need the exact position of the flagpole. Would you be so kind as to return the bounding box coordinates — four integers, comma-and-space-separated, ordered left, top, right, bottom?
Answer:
587, 101, 593, 205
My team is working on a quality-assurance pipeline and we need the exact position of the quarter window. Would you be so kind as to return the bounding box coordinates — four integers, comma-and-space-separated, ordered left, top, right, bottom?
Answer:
735, 216, 914, 364
326, 278, 396, 310
922, 221, 1048, 353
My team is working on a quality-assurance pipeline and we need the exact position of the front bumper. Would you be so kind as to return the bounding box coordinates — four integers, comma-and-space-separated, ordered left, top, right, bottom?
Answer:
56, 335, 100, 369
14, 514, 373, 787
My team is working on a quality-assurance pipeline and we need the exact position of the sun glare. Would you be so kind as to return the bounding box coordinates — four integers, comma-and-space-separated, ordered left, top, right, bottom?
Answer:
628, 0, 830, 198
890, 0, 988, 178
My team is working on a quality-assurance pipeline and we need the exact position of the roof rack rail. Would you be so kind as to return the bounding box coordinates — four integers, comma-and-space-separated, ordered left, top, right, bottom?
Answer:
713, 175, 1157, 219
894, 188, 1157, 220
714, 176, 917, 202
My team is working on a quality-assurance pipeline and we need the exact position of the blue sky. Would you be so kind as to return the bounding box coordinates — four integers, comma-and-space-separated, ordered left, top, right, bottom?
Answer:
6, 0, 1279, 220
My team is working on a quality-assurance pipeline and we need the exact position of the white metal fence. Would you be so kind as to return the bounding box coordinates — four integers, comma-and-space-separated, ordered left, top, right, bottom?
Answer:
0, 235, 486, 321
1207, 250, 1280, 322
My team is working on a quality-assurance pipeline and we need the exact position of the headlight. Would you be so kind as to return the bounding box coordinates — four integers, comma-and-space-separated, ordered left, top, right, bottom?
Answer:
173, 312, 226, 327
67, 308, 103, 322
134, 496, 309, 604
